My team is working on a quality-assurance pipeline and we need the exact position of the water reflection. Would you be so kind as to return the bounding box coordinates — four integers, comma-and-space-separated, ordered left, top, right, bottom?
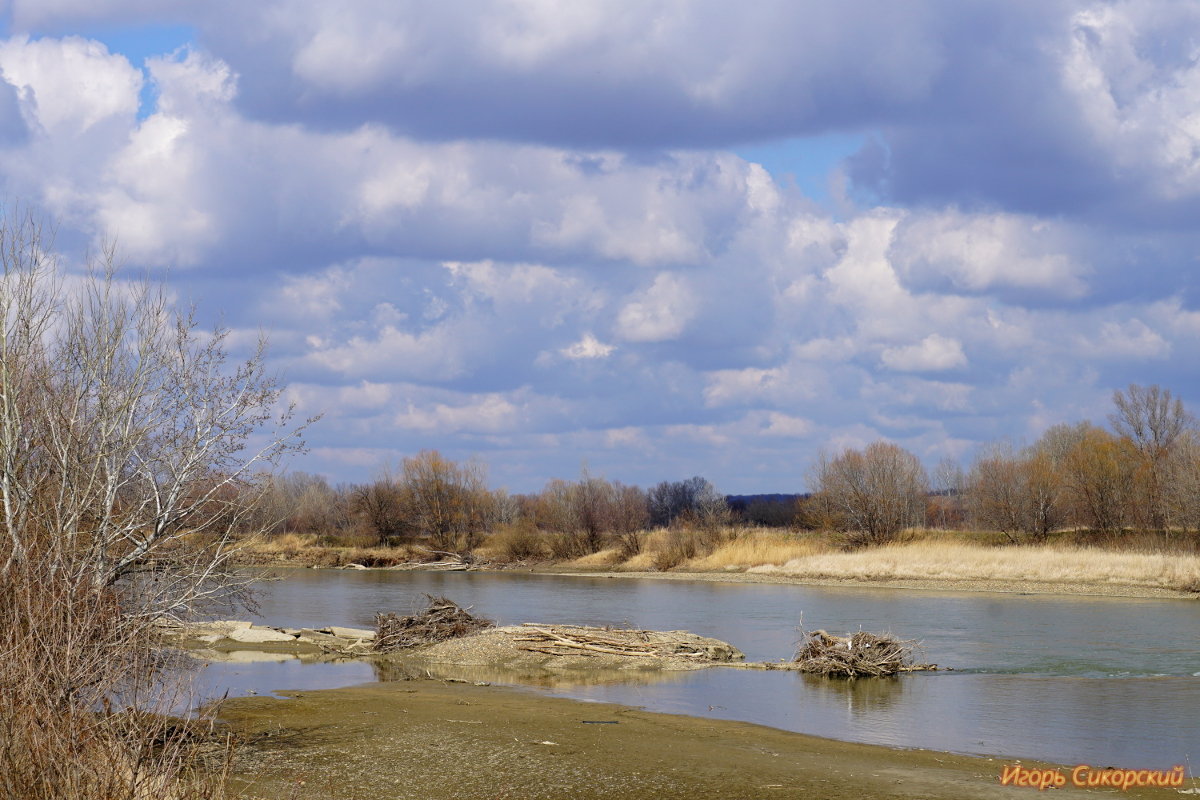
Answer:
796, 673, 909, 714
384, 658, 698, 689
189, 648, 351, 665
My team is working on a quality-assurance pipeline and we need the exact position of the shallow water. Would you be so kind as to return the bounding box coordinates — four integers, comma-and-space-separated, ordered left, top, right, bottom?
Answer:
192, 569, 1199, 767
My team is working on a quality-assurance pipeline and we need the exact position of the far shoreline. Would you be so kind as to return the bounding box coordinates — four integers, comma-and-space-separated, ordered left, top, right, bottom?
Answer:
248, 556, 1198, 600
530, 566, 1199, 600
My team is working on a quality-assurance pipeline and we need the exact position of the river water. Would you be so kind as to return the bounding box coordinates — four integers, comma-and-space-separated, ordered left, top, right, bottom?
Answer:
193, 569, 1198, 768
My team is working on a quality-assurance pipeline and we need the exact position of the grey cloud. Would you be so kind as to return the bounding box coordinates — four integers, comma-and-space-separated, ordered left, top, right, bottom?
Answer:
12, 0, 953, 146
22, 1, 1200, 230
0, 79, 29, 145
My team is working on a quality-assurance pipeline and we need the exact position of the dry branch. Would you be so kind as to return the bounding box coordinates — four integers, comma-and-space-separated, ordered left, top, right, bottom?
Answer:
794, 628, 937, 677
373, 595, 493, 652
514, 624, 714, 659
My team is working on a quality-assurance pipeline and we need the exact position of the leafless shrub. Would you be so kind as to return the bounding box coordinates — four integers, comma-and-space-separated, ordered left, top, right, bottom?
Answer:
649, 527, 699, 570
0, 210, 309, 796
616, 528, 644, 559
0, 561, 233, 800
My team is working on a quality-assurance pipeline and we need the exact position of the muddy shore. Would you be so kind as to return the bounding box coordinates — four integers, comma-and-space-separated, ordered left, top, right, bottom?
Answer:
220, 678, 1184, 799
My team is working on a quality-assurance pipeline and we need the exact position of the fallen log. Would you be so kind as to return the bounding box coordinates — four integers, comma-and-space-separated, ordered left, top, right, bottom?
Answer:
514, 625, 718, 660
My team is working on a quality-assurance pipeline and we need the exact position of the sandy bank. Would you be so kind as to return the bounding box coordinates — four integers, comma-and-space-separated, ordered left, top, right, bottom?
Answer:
220, 679, 1183, 800
533, 566, 1198, 599
168, 617, 751, 675
241, 556, 1197, 600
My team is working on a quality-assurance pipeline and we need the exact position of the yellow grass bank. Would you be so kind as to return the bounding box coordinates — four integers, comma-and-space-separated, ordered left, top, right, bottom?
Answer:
239, 528, 1200, 598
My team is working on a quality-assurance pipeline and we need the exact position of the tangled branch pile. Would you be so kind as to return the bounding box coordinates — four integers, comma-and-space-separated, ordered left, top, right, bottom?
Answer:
794, 629, 937, 677
514, 624, 728, 660
373, 595, 493, 652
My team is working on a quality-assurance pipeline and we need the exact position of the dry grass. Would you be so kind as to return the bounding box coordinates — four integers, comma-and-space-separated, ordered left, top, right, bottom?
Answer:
749, 540, 1200, 591
607, 526, 830, 572
565, 547, 624, 568
245, 532, 319, 552
238, 533, 421, 567
689, 530, 830, 570
474, 521, 546, 563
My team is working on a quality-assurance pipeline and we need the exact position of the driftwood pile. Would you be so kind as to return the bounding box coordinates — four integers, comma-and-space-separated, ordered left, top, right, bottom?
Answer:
794, 629, 937, 677
385, 551, 482, 572
514, 624, 725, 661
373, 595, 493, 652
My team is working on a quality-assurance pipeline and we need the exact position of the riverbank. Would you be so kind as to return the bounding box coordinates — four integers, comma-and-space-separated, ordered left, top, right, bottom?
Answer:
220, 678, 1186, 799
537, 566, 1198, 599
237, 530, 1200, 599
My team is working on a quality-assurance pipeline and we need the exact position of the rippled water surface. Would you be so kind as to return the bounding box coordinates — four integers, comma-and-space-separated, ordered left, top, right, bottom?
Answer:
193, 569, 1199, 767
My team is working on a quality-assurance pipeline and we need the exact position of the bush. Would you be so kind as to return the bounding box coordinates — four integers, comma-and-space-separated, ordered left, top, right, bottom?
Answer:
0, 563, 232, 800
485, 521, 546, 562
649, 528, 699, 570
545, 530, 580, 560
616, 529, 644, 559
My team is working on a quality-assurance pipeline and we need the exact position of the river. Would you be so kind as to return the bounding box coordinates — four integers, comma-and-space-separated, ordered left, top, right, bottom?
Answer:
192, 569, 1198, 768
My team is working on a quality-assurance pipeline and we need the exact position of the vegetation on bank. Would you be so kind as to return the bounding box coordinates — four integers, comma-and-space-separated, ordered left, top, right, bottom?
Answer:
237, 382, 1200, 594
0, 217, 307, 797
240, 385, 1200, 587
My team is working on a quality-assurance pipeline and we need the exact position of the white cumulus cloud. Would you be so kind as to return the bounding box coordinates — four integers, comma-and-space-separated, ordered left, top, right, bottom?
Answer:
615, 272, 696, 342
561, 333, 614, 360
880, 334, 967, 372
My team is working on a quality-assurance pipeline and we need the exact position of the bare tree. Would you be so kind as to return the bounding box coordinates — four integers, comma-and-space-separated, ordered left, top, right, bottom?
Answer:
252, 471, 351, 536
573, 467, 613, 554
1110, 384, 1195, 530
1110, 384, 1193, 458
966, 439, 1067, 543
1165, 431, 1200, 532
354, 475, 408, 545
401, 450, 491, 552
814, 441, 928, 545
647, 476, 727, 528
966, 445, 1026, 538
0, 214, 312, 618
1061, 424, 1131, 533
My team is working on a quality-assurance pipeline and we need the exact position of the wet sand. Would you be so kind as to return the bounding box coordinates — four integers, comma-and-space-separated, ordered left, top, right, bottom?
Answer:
221, 679, 1185, 800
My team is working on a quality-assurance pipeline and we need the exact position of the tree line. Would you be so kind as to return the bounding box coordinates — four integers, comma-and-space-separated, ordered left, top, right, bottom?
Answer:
249, 455, 731, 557
814, 384, 1199, 545
253, 384, 1200, 553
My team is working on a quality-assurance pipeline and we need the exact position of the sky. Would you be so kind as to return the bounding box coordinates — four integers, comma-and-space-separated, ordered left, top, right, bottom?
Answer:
0, 1, 1198, 494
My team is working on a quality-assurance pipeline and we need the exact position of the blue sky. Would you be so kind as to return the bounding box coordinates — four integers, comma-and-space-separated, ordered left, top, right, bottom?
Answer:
0, 1, 1197, 493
